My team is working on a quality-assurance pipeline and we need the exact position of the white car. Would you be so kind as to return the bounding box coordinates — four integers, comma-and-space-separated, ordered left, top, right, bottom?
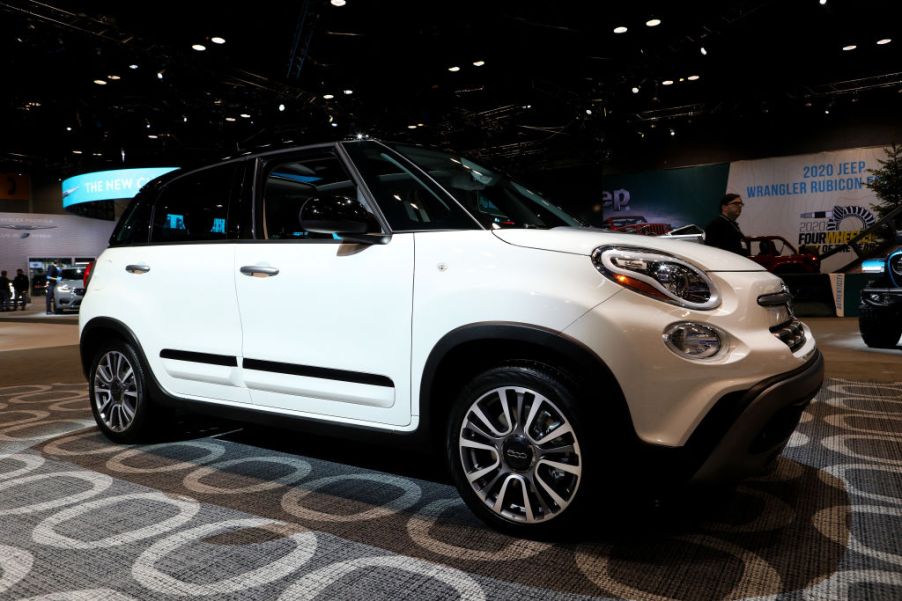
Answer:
79, 140, 823, 537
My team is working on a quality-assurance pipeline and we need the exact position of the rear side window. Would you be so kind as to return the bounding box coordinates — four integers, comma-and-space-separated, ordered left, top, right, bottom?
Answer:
109, 194, 152, 246
151, 164, 241, 243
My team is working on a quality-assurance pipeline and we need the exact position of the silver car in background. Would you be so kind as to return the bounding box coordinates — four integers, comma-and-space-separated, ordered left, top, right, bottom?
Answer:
52, 267, 87, 313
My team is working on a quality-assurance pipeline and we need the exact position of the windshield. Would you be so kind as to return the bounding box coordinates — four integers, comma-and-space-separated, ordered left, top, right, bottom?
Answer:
60, 268, 85, 280
392, 144, 585, 230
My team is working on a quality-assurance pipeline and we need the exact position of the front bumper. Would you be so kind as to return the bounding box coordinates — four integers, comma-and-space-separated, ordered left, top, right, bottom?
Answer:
688, 349, 824, 482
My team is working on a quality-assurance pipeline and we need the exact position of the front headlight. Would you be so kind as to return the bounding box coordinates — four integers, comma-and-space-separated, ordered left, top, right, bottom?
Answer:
57, 284, 71, 293
591, 246, 720, 310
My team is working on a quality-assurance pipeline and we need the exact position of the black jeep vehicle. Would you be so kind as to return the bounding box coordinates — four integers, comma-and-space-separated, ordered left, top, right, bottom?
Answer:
859, 248, 902, 348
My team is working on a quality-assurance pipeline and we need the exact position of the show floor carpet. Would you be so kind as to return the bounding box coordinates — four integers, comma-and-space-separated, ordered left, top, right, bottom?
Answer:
0, 379, 900, 600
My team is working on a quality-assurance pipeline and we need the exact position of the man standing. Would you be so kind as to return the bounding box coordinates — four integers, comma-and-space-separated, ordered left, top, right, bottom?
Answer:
46, 260, 61, 314
12, 268, 29, 311
705, 193, 748, 255
0, 270, 10, 311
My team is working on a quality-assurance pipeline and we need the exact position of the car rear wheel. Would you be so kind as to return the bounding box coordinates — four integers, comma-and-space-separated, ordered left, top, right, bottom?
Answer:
89, 340, 155, 443
447, 364, 591, 538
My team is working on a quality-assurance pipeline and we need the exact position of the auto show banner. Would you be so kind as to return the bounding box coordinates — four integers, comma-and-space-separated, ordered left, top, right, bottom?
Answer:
0, 212, 115, 272
600, 163, 730, 229
726, 146, 885, 273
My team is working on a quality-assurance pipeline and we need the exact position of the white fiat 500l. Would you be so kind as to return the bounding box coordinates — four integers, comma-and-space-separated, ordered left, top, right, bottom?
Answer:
79, 140, 823, 536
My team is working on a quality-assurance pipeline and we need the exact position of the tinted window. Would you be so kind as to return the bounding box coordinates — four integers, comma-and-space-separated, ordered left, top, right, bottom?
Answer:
343, 141, 478, 232
110, 194, 152, 246
60, 269, 84, 280
151, 164, 239, 243
262, 148, 359, 240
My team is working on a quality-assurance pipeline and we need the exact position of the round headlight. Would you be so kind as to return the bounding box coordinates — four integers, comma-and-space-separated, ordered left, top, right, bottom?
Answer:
663, 322, 723, 359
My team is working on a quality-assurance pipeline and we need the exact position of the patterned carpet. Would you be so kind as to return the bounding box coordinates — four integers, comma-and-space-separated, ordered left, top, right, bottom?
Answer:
0, 379, 900, 600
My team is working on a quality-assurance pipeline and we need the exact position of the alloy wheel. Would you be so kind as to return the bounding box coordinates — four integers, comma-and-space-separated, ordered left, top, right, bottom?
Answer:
458, 385, 582, 524
93, 350, 139, 433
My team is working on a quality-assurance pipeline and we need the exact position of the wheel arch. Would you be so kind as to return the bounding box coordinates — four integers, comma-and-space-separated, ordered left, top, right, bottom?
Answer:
419, 322, 634, 447
80, 317, 149, 380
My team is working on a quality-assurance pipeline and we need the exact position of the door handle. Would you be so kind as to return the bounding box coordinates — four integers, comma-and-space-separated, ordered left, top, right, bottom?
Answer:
125, 264, 150, 274
240, 265, 280, 277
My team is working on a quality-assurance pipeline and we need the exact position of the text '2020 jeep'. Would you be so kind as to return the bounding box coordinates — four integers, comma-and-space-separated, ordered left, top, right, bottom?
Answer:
80, 140, 824, 537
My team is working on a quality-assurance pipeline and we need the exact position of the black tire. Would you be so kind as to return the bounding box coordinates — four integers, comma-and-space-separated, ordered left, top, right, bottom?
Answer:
446, 364, 594, 539
88, 339, 156, 443
858, 307, 902, 349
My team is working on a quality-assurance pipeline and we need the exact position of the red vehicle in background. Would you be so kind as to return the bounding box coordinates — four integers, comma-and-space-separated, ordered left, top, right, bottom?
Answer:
604, 215, 673, 236
746, 236, 821, 275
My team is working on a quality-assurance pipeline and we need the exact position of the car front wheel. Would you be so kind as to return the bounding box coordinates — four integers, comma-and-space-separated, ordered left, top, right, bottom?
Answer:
447, 364, 590, 537
89, 340, 154, 443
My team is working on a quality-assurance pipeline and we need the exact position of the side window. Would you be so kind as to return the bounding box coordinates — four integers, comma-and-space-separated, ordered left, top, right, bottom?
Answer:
342, 142, 478, 232
151, 164, 239, 243
262, 148, 358, 240
110, 193, 152, 246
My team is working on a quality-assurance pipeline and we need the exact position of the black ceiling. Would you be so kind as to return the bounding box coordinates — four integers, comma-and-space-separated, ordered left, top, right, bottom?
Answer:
2, 0, 900, 176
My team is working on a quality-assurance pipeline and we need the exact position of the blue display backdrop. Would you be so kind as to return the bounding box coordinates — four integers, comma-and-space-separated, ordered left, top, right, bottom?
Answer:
61, 167, 178, 208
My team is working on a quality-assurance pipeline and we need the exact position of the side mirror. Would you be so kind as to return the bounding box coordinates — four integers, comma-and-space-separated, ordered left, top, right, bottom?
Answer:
299, 194, 389, 244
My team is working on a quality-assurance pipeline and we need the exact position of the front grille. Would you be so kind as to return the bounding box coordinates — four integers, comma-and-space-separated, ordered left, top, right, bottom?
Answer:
74, 288, 85, 295
771, 319, 806, 352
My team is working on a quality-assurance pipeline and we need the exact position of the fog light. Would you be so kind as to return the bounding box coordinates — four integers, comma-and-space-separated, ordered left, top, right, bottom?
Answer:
663, 322, 723, 359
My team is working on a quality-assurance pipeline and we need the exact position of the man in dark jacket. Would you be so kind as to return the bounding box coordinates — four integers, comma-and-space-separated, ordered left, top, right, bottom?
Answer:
12, 268, 29, 310
0, 270, 10, 311
705, 193, 748, 255
45, 260, 61, 314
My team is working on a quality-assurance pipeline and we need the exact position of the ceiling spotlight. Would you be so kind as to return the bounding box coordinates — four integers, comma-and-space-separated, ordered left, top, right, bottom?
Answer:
129, 64, 139, 70
669, 128, 675, 136
613, 26, 628, 34
65, 126, 72, 131
646, 18, 661, 27
876, 38, 892, 45
417, 122, 424, 127
700, 46, 708, 56
211, 36, 226, 44
72, 150, 83, 154
408, 125, 418, 129
343, 89, 354, 95
93, 79, 107, 85
843, 44, 857, 51
356, 133, 364, 139
225, 117, 237, 122
679, 77, 685, 82
92, 152, 102, 157
819, 0, 827, 5
824, 109, 830, 114
322, 94, 334, 100
330, 0, 347, 6
192, 44, 206, 51
473, 60, 485, 67
157, 71, 164, 80
448, 66, 461, 72
107, 74, 120, 80
687, 74, 700, 81
331, 122, 338, 127
240, 113, 251, 118
662, 80, 674, 86
147, 134, 159, 139
278, 103, 286, 112
586, 109, 592, 115
183, 116, 188, 123
631, 86, 640, 94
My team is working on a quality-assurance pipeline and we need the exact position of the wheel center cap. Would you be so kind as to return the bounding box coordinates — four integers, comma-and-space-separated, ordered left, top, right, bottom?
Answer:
110, 382, 122, 400
502, 436, 534, 471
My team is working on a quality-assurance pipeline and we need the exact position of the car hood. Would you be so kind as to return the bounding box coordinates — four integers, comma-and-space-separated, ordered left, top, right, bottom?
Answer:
492, 228, 765, 272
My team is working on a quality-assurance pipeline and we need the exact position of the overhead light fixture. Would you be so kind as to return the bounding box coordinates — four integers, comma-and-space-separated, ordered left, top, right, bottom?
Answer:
183, 116, 188, 123
211, 36, 226, 44
225, 117, 237, 122
819, 0, 827, 5
93, 79, 107, 86
278, 103, 286, 112
843, 44, 857, 51
129, 64, 139, 69
472, 60, 485, 67
240, 113, 251, 118
631, 86, 640, 93
700, 46, 708, 56
343, 89, 354, 95
448, 66, 461, 72
322, 94, 334, 100
147, 134, 159, 139
72, 150, 83, 154
877, 38, 892, 45
157, 71, 164, 80
417, 122, 424, 127
107, 74, 120, 80
356, 133, 364, 139
824, 109, 830, 114
408, 125, 418, 129
330, 0, 347, 6
662, 80, 674, 86
331, 122, 338, 127
679, 77, 685, 82
646, 18, 661, 27
586, 109, 592, 115
65, 126, 72, 132
613, 26, 628, 34
687, 74, 700, 81
92, 152, 102, 157
192, 44, 206, 52
669, 128, 675, 136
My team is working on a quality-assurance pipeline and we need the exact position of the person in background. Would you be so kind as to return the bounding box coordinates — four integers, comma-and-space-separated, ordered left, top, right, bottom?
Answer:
45, 260, 61, 315
705, 193, 749, 256
0, 270, 10, 311
12, 268, 29, 311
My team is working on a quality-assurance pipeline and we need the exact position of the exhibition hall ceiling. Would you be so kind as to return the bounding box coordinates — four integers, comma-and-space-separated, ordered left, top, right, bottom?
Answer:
1, 0, 900, 173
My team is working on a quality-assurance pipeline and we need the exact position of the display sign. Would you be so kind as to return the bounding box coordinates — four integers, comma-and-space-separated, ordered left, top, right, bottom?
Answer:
726, 147, 885, 272
61, 167, 178, 208
1, 173, 30, 201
